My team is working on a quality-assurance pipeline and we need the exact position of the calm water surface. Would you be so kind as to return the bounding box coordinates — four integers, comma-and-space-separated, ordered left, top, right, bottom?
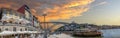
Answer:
49, 29, 120, 38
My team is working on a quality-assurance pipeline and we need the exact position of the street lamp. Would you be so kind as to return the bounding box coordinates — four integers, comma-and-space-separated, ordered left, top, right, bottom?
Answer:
42, 14, 47, 29
42, 13, 48, 38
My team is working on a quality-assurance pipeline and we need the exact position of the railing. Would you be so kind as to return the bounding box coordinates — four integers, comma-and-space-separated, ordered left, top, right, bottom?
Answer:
0, 22, 36, 27
0, 21, 42, 32
0, 31, 41, 36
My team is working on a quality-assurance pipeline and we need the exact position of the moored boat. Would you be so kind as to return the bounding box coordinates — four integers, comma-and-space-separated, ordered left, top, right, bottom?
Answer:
72, 30, 102, 37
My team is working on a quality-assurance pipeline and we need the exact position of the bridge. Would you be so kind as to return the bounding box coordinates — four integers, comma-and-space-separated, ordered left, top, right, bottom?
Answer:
40, 22, 70, 29
40, 22, 70, 24
39, 22, 81, 34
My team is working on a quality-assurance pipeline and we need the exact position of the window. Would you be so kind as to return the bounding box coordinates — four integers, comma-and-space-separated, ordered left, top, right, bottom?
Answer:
25, 28, 27, 31
20, 29, 22, 31
28, 29, 33, 31
5, 28, 8, 31
0, 28, 1, 32
13, 27, 16, 31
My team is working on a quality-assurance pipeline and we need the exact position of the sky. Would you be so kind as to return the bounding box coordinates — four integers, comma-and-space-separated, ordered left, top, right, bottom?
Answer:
55, 0, 120, 25
0, 0, 120, 25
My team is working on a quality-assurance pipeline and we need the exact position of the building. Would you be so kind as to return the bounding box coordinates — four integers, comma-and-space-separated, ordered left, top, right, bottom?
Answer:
55, 22, 81, 32
0, 5, 40, 32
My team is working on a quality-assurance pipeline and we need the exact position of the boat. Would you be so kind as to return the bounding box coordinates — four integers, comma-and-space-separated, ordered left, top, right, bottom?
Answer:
72, 29, 102, 37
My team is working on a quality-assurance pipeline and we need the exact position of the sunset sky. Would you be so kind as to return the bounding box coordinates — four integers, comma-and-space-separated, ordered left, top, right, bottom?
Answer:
0, 0, 120, 25
56, 0, 120, 25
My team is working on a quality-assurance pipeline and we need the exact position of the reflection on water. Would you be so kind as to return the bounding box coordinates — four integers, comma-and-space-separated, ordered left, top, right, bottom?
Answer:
101, 29, 120, 38
49, 29, 120, 38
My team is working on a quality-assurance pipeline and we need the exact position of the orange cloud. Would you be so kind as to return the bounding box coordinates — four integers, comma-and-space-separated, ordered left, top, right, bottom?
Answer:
0, 2, 12, 8
36, 0, 94, 22
63, 0, 94, 8
0, 4, 11, 8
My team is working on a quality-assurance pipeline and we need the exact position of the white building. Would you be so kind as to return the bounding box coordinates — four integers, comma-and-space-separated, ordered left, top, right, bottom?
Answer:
0, 5, 40, 32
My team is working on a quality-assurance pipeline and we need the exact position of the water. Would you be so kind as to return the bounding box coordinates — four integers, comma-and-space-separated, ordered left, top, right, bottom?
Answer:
101, 29, 120, 38
48, 29, 120, 38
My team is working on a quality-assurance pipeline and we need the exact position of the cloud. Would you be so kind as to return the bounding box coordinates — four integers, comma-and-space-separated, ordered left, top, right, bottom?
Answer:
98, 1, 107, 5
0, 0, 95, 22
91, 1, 107, 7
0, 2, 14, 8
